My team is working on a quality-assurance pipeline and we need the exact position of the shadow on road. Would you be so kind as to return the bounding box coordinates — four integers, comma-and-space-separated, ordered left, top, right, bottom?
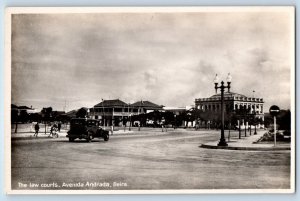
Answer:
54, 139, 108, 143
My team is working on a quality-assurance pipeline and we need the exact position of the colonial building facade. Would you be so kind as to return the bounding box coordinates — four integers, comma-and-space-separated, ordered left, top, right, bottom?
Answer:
195, 91, 264, 126
89, 99, 163, 126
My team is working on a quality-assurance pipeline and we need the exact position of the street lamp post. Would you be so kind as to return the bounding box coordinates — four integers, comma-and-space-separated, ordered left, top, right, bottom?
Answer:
174, 114, 177, 129
253, 110, 257, 135
102, 99, 105, 129
128, 102, 131, 131
244, 107, 247, 137
227, 105, 233, 142
129, 114, 131, 131
214, 73, 232, 146
249, 124, 252, 135
239, 117, 241, 139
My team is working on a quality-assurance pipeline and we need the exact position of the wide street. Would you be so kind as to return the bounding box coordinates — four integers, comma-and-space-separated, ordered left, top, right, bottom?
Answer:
11, 128, 291, 190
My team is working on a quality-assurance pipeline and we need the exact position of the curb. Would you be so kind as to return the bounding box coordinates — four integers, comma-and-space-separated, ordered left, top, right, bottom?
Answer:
200, 144, 291, 151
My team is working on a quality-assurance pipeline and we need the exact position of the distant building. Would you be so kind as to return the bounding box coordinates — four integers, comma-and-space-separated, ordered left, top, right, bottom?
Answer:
130, 100, 164, 114
89, 99, 163, 126
65, 109, 78, 119
11, 104, 37, 114
195, 91, 264, 126
11, 104, 38, 123
163, 106, 186, 115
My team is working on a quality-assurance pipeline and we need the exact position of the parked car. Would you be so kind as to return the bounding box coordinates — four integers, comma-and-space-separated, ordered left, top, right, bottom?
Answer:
66, 118, 109, 142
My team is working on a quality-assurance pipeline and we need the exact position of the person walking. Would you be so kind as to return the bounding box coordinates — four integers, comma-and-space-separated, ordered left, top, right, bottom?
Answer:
49, 123, 58, 138
161, 117, 166, 132
57, 121, 61, 132
34, 122, 40, 137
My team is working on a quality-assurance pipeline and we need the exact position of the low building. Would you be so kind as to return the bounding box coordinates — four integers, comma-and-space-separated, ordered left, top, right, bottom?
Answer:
130, 100, 164, 114
11, 104, 37, 114
89, 99, 163, 126
11, 104, 38, 123
163, 106, 186, 115
65, 109, 78, 119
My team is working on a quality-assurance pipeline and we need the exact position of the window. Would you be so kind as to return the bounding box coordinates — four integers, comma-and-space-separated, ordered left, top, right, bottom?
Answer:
87, 120, 96, 127
114, 108, 122, 112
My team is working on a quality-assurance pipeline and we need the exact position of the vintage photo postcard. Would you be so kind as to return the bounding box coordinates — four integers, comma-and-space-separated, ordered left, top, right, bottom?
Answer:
4, 7, 295, 194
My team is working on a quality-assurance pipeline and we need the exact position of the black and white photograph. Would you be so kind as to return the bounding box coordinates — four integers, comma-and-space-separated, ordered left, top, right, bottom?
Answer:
5, 7, 295, 194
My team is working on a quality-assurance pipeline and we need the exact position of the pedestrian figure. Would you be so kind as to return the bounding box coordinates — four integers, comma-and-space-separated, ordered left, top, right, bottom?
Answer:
195, 122, 199, 130
34, 122, 39, 137
57, 121, 61, 132
161, 117, 166, 132
49, 123, 58, 138
111, 125, 114, 135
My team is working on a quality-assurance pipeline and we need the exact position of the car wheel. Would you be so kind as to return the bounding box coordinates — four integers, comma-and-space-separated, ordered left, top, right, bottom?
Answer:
104, 134, 109, 141
69, 138, 74, 142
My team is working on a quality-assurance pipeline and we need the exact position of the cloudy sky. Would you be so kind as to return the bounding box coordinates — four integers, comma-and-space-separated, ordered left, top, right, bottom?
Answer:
11, 9, 293, 112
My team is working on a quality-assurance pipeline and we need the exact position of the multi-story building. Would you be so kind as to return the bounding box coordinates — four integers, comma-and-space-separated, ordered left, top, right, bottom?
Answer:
195, 91, 264, 127
130, 100, 164, 114
89, 99, 163, 126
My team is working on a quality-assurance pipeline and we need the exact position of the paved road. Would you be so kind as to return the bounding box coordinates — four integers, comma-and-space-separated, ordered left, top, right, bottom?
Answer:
11, 129, 291, 190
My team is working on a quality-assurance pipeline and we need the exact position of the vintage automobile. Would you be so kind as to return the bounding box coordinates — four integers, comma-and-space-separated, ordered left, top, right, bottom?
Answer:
66, 118, 109, 142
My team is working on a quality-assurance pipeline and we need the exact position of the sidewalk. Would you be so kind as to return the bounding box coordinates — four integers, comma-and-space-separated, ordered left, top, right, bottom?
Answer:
200, 131, 291, 151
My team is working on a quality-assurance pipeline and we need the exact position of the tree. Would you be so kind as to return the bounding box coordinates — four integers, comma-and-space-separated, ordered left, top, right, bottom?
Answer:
163, 111, 175, 125
11, 109, 18, 123
278, 110, 291, 131
30, 113, 42, 123
76, 108, 88, 118
12, 109, 19, 133
197, 110, 219, 129
265, 109, 291, 131
41, 107, 53, 134
19, 110, 29, 123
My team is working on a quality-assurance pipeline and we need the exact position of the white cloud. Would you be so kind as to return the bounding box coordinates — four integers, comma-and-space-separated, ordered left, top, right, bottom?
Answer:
11, 11, 293, 111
